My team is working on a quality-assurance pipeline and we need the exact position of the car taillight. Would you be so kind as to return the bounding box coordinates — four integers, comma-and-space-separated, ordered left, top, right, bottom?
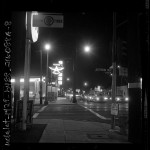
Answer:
96, 97, 100, 101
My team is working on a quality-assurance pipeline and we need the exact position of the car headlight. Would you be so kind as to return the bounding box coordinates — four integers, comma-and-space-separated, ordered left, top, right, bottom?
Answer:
116, 97, 120, 101
104, 97, 108, 100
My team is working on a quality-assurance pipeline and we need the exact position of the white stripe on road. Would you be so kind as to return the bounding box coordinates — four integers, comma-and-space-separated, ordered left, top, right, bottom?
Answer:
33, 105, 48, 118
80, 105, 111, 120
33, 113, 39, 118
37, 106, 47, 112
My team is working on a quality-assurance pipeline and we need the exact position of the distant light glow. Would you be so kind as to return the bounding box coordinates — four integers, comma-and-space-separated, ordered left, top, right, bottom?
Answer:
59, 61, 63, 65
45, 44, 51, 50
11, 78, 41, 83
116, 97, 120, 101
140, 77, 142, 89
58, 81, 62, 85
84, 46, 90, 52
58, 77, 62, 80
104, 97, 108, 100
29, 91, 33, 94
67, 78, 70, 81
84, 82, 88, 86
58, 73, 63, 77
20, 79, 24, 82
11, 79, 15, 83
96, 97, 100, 101
42, 76, 45, 82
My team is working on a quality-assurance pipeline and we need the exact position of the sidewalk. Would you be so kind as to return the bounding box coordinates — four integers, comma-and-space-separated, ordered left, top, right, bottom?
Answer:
32, 97, 129, 143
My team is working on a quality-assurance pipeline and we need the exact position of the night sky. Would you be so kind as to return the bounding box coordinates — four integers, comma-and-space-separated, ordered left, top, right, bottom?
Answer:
11, 8, 137, 90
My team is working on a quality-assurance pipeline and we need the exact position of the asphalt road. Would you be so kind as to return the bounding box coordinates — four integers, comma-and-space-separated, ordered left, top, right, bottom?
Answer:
78, 100, 128, 119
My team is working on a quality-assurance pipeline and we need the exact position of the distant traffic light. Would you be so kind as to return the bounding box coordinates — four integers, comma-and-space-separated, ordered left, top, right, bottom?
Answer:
117, 39, 127, 67
121, 40, 127, 57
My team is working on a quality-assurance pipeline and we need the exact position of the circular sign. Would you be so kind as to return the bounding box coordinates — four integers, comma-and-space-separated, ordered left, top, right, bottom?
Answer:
44, 16, 54, 26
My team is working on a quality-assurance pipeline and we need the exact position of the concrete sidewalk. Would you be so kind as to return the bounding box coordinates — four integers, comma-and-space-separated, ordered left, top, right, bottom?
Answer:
33, 97, 129, 143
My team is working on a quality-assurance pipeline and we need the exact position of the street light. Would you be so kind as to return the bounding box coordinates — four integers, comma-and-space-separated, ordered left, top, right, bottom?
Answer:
84, 45, 91, 53
67, 78, 70, 81
44, 43, 51, 105
72, 45, 91, 103
84, 82, 88, 86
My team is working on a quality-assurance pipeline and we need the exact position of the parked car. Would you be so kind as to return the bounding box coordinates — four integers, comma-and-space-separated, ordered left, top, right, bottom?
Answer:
94, 94, 110, 103
109, 95, 129, 103
66, 92, 83, 102
85, 94, 96, 102
115, 96, 129, 103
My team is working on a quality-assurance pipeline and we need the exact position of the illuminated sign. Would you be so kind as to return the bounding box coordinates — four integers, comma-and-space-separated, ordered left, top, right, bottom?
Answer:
49, 65, 64, 75
58, 81, 62, 85
26, 11, 39, 43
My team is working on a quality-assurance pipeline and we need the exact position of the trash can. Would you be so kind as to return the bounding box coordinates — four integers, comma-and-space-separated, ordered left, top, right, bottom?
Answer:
15, 99, 34, 130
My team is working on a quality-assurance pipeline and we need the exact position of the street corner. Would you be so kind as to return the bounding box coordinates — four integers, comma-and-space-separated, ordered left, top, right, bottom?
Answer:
107, 128, 128, 143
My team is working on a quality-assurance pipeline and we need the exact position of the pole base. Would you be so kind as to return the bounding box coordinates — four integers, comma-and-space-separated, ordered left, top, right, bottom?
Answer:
72, 99, 77, 103
44, 101, 48, 105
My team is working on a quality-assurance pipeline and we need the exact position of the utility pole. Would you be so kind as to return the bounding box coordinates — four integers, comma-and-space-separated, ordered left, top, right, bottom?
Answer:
111, 12, 117, 129
44, 50, 49, 105
22, 12, 31, 130
72, 48, 77, 103
40, 49, 42, 104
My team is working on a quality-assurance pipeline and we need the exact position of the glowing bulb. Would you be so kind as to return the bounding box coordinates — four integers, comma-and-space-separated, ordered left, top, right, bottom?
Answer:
84, 46, 90, 52
45, 44, 51, 50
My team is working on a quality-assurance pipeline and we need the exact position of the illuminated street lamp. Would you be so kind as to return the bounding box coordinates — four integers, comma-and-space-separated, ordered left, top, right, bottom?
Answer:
44, 43, 51, 105
73, 45, 91, 103
84, 45, 91, 53
84, 82, 88, 86
67, 78, 70, 81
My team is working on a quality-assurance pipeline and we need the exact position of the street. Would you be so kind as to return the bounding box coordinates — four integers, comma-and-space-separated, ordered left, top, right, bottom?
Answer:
34, 97, 128, 125
79, 100, 128, 120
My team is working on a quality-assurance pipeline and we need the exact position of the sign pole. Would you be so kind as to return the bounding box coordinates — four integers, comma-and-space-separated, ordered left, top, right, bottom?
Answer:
22, 12, 31, 130
111, 12, 117, 129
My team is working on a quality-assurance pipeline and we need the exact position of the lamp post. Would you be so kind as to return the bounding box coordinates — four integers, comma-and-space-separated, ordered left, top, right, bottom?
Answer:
40, 49, 42, 104
111, 12, 117, 129
72, 45, 91, 103
44, 43, 51, 105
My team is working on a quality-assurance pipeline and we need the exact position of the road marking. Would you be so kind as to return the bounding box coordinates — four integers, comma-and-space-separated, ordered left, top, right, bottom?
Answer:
38, 106, 47, 112
79, 104, 111, 120
33, 113, 39, 118
33, 105, 48, 118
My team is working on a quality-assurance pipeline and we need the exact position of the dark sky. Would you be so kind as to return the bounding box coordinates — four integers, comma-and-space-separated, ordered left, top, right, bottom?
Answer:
11, 11, 123, 89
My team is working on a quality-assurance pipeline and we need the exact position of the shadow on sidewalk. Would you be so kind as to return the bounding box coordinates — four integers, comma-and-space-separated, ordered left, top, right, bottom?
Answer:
11, 124, 47, 143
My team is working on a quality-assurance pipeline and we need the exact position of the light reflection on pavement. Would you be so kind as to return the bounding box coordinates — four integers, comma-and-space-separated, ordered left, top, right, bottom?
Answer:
78, 101, 128, 120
